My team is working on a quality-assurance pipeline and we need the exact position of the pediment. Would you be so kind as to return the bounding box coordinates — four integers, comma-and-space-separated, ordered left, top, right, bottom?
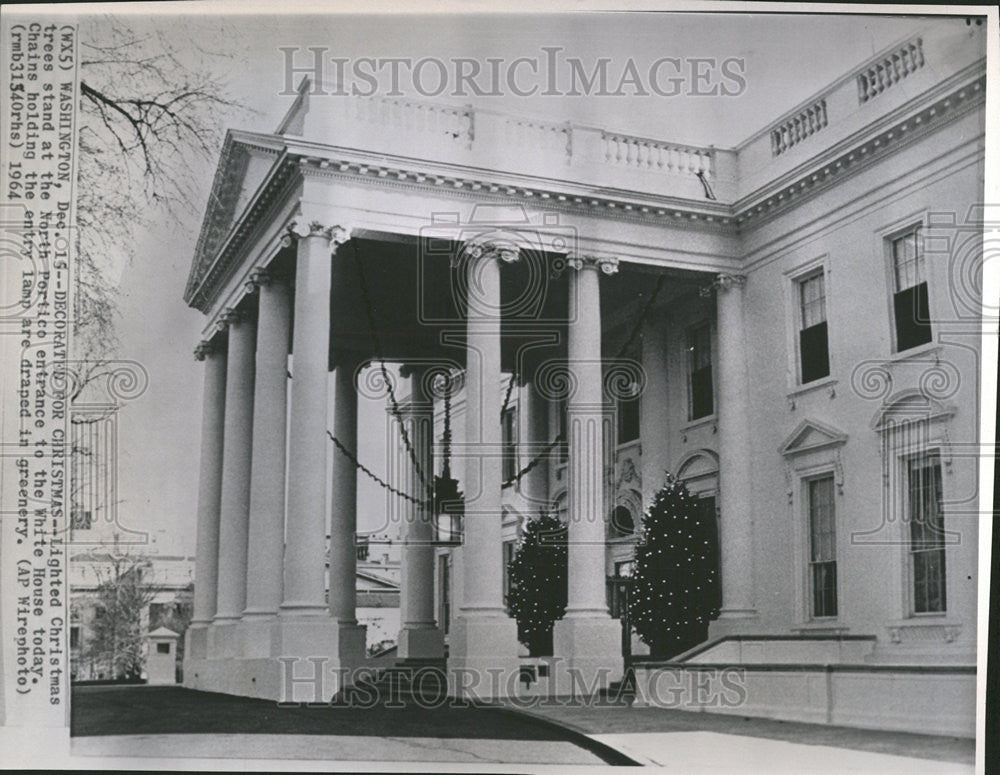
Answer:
676, 449, 719, 482
184, 130, 284, 305
871, 390, 957, 432
779, 418, 848, 457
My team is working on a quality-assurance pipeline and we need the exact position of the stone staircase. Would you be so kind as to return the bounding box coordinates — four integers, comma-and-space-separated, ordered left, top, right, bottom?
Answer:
596, 667, 637, 706
335, 658, 449, 707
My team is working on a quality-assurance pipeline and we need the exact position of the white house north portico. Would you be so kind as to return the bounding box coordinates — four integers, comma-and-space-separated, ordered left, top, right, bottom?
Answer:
182, 20, 984, 734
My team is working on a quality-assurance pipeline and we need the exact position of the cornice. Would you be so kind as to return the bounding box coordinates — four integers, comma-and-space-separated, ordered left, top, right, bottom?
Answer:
291, 151, 736, 226
185, 68, 985, 313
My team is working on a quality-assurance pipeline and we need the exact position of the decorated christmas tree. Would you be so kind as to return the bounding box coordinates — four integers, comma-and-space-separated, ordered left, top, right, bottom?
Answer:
507, 512, 568, 656
629, 475, 720, 658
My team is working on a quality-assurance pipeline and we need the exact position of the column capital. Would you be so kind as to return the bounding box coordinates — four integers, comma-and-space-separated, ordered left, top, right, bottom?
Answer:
285, 219, 352, 248
700, 272, 746, 297
567, 254, 619, 275
454, 240, 521, 268
244, 267, 274, 294
218, 307, 247, 329
194, 339, 218, 361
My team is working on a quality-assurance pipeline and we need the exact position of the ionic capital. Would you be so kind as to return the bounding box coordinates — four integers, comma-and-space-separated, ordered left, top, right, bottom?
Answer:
194, 340, 217, 361
567, 254, 619, 275
218, 307, 247, 329
284, 220, 352, 252
244, 267, 273, 294
456, 240, 521, 268
700, 272, 746, 297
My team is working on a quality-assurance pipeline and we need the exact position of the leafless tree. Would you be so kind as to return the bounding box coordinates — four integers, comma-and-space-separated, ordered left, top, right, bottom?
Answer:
65, 18, 250, 539
84, 549, 159, 680
74, 16, 248, 377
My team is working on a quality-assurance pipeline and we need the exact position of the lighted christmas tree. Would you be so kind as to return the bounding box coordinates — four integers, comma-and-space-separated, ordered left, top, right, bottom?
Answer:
507, 512, 567, 656
629, 475, 720, 659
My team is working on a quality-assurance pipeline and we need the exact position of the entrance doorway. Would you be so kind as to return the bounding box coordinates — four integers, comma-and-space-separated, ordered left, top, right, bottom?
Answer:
608, 560, 634, 661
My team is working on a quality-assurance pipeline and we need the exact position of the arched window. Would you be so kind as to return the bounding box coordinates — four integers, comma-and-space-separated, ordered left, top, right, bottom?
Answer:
611, 504, 635, 535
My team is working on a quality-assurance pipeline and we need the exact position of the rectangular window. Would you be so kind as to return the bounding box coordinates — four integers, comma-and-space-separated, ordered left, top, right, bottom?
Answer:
687, 323, 714, 420
503, 540, 517, 610
908, 452, 947, 613
798, 271, 830, 383
70, 626, 80, 649
891, 227, 933, 351
808, 476, 837, 618
607, 561, 634, 619
156, 642, 171, 654
501, 407, 517, 481
616, 394, 640, 445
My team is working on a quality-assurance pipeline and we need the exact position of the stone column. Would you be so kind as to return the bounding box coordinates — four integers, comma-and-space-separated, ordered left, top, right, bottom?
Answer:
208, 308, 256, 668
448, 242, 520, 697
397, 365, 444, 660
185, 339, 227, 666
711, 273, 757, 625
329, 352, 360, 623
273, 220, 364, 703
280, 221, 344, 616
243, 270, 291, 619
552, 254, 623, 693
214, 308, 257, 627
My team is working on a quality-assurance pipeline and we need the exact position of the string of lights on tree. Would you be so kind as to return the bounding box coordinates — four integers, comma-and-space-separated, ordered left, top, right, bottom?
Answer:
507, 512, 568, 656
628, 475, 720, 659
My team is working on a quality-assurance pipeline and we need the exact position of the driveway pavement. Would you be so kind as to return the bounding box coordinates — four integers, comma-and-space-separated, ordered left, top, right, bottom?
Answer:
508, 702, 975, 774
70, 685, 626, 766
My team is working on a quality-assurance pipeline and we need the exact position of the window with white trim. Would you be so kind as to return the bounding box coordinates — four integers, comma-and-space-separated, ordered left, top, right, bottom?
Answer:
908, 451, 947, 613
687, 322, 714, 420
808, 475, 837, 618
797, 271, 830, 383
890, 226, 933, 352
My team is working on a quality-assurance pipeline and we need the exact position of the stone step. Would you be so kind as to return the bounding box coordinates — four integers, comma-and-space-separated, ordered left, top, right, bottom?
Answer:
597, 669, 637, 706
334, 664, 450, 706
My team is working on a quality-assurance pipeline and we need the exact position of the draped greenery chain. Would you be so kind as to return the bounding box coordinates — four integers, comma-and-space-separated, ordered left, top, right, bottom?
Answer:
314, 240, 668, 506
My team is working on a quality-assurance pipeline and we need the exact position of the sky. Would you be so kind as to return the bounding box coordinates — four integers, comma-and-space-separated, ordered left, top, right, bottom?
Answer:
63, 5, 948, 555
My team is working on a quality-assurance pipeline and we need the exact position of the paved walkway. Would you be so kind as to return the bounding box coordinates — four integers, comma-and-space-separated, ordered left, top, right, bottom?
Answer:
70, 685, 617, 765
508, 703, 975, 773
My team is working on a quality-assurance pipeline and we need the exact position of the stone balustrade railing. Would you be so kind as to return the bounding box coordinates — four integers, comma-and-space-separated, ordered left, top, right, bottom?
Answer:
602, 132, 714, 177
350, 95, 475, 148
770, 99, 828, 157
287, 24, 978, 207
297, 87, 730, 201
735, 25, 980, 199
857, 38, 925, 104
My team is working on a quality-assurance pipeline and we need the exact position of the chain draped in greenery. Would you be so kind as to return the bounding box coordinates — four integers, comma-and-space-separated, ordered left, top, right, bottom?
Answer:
324, 242, 668, 506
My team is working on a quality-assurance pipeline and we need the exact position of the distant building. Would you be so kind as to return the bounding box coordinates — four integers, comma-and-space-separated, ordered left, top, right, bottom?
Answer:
69, 536, 195, 681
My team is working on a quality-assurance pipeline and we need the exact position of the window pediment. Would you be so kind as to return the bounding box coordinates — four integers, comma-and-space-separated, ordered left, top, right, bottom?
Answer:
779, 419, 848, 458
871, 390, 956, 433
